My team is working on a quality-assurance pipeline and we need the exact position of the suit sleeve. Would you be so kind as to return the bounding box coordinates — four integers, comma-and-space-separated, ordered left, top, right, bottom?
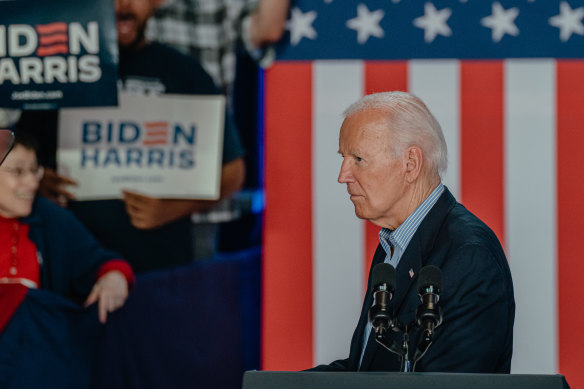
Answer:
309, 359, 351, 371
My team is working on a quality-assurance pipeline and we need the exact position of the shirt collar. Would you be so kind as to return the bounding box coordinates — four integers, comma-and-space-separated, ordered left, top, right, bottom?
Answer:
379, 182, 444, 257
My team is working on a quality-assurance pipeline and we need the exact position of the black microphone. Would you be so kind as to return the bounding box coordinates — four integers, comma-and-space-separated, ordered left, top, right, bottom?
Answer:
415, 265, 443, 342
368, 263, 396, 336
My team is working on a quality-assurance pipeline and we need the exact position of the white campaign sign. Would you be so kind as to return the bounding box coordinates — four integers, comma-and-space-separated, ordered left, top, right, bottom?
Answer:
58, 93, 225, 200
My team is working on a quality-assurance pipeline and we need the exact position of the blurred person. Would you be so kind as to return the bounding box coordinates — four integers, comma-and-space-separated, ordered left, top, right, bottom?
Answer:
27, 0, 246, 273
311, 92, 514, 372
0, 133, 134, 388
147, 0, 289, 255
147, 0, 290, 100
0, 132, 133, 323
0, 128, 14, 165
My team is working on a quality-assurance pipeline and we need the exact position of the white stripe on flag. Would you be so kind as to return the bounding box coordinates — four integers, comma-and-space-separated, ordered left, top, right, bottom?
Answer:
409, 60, 461, 197
505, 59, 557, 374
313, 61, 365, 365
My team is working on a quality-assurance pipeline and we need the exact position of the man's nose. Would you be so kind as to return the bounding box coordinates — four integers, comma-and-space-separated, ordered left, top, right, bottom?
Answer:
338, 159, 352, 183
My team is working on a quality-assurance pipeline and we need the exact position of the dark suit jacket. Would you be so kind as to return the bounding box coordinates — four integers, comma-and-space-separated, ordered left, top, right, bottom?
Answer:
314, 187, 515, 373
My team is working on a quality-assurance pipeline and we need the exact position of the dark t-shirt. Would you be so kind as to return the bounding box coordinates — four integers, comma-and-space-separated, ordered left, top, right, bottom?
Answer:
117, 42, 244, 164
18, 42, 244, 273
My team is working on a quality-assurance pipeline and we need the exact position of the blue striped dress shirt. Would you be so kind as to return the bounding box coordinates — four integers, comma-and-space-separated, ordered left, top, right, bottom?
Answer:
359, 182, 445, 369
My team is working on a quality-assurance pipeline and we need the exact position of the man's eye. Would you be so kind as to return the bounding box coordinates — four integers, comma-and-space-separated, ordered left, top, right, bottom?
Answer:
356, 156, 363, 162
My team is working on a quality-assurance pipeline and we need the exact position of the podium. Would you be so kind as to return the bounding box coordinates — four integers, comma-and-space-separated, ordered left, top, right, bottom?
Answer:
242, 371, 570, 389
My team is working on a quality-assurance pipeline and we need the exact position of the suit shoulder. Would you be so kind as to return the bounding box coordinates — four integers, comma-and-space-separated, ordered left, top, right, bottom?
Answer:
444, 203, 501, 248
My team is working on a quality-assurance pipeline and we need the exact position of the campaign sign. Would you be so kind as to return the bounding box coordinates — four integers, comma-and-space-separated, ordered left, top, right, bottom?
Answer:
58, 93, 225, 200
0, 0, 118, 109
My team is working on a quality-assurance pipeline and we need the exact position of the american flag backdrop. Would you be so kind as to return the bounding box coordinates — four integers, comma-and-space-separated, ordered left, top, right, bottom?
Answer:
261, 1, 584, 387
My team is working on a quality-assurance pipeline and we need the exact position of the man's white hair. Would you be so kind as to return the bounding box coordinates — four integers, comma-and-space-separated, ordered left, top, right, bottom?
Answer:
343, 91, 448, 177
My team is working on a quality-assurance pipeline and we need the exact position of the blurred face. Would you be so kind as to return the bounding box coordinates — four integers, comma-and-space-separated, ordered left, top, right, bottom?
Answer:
115, 0, 155, 51
0, 129, 14, 165
338, 110, 409, 229
0, 145, 41, 218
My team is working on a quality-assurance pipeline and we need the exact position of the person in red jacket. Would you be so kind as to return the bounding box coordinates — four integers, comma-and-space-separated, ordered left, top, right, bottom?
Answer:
0, 132, 135, 388
0, 132, 134, 324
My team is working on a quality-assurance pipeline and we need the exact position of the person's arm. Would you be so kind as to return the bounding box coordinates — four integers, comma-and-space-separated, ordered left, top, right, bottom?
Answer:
83, 259, 134, 323
84, 270, 129, 324
247, 0, 290, 47
35, 197, 133, 315
309, 358, 352, 371
122, 157, 245, 230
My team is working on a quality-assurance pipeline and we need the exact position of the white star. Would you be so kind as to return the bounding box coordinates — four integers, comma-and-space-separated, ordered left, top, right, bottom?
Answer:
549, 1, 584, 42
346, 3, 385, 44
481, 2, 519, 42
286, 8, 318, 46
413, 3, 452, 43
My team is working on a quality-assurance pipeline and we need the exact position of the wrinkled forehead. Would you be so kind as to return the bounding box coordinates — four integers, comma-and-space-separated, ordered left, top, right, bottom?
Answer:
341, 109, 393, 139
339, 111, 393, 153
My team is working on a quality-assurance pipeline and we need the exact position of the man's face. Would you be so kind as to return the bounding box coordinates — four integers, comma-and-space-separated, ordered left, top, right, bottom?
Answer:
0, 145, 40, 218
338, 110, 409, 229
115, 0, 154, 50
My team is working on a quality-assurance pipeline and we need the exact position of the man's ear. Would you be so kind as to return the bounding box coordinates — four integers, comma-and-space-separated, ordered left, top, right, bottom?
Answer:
404, 145, 423, 183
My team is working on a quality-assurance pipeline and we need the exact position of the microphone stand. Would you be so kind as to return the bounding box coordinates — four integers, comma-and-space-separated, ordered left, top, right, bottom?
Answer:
371, 265, 443, 372
412, 333, 433, 372
400, 330, 412, 372
374, 320, 433, 372
373, 321, 414, 372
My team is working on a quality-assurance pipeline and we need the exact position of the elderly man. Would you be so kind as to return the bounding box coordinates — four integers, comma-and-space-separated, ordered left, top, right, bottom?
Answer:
316, 91, 514, 372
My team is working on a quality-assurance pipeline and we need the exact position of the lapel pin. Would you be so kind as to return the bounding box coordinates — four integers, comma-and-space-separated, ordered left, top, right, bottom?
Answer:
409, 268, 414, 278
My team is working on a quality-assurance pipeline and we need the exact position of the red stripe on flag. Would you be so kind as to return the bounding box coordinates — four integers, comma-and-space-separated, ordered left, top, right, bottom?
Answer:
363, 61, 408, 283
556, 60, 584, 389
262, 62, 314, 370
460, 61, 505, 247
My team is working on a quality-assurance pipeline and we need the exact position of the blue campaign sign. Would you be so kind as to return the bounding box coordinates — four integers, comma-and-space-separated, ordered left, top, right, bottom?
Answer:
0, 0, 118, 109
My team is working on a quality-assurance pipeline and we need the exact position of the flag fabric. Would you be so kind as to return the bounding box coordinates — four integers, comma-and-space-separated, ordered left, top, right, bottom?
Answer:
261, 1, 584, 387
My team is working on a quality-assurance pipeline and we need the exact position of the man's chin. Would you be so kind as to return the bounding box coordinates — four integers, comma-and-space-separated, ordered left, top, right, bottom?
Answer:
353, 208, 367, 220
118, 27, 147, 53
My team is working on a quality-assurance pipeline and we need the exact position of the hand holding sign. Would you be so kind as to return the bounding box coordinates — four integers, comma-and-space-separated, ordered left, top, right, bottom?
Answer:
122, 190, 203, 230
39, 167, 77, 206
122, 155, 245, 229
